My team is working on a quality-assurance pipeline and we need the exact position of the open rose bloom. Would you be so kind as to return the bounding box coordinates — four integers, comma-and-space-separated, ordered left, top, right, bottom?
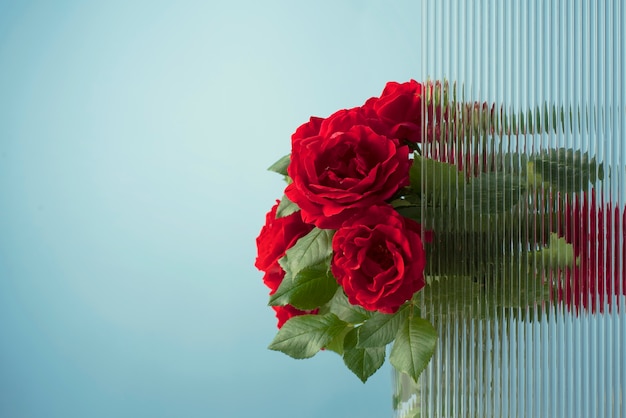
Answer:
255, 80, 626, 384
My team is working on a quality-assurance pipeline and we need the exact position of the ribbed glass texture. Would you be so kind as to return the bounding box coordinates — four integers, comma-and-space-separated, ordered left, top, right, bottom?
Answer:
393, 1, 625, 417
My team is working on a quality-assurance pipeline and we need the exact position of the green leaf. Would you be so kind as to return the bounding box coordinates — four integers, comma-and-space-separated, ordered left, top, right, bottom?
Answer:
389, 316, 438, 383
420, 276, 484, 318
279, 228, 334, 276
268, 313, 348, 359
276, 195, 299, 218
357, 305, 410, 348
268, 261, 338, 310
463, 172, 526, 213
324, 325, 353, 355
342, 329, 386, 383
323, 288, 371, 324
268, 154, 290, 176
473, 242, 559, 315
529, 148, 603, 192
533, 233, 576, 269
420, 267, 550, 320
409, 154, 465, 205
494, 257, 551, 313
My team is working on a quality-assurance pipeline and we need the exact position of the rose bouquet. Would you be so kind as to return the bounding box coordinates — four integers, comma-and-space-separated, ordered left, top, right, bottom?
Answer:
255, 80, 622, 384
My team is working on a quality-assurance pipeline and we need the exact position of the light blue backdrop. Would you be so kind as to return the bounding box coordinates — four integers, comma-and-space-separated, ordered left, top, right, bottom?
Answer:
0, 1, 424, 417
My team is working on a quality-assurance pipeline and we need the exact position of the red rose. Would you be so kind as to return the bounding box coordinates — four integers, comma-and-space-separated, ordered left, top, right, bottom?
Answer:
256, 202, 318, 329
291, 108, 390, 151
292, 116, 324, 145
318, 107, 389, 138
365, 80, 424, 143
285, 125, 410, 229
261, 261, 286, 295
331, 205, 428, 313
366, 79, 450, 143
255, 201, 314, 292
557, 191, 626, 313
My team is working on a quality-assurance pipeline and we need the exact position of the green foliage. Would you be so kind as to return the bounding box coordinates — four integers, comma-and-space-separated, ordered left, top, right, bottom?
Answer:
324, 325, 354, 355
323, 288, 372, 324
279, 228, 334, 277
462, 172, 526, 214
267, 154, 290, 176
275, 194, 299, 218
269, 260, 338, 310
389, 316, 438, 383
419, 249, 559, 320
356, 306, 410, 348
409, 154, 465, 205
420, 276, 485, 318
492, 257, 551, 311
342, 329, 386, 383
529, 148, 604, 193
268, 313, 349, 359
533, 233, 576, 269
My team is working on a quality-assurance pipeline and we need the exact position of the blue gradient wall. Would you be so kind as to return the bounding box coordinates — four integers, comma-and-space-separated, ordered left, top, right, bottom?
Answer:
0, 1, 422, 417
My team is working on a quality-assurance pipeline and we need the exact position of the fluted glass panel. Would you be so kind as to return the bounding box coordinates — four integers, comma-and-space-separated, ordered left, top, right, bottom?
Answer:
394, 1, 625, 417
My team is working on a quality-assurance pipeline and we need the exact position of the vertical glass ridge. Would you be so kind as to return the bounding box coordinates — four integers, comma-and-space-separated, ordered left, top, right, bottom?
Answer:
394, 1, 625, 416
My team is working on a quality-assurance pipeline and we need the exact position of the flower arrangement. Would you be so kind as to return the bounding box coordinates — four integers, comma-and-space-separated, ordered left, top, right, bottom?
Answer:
255, 80, 623, 383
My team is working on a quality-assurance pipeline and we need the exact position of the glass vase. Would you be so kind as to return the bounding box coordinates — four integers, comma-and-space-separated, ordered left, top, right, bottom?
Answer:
394, 1, 625, 417
393, 316, 498, 418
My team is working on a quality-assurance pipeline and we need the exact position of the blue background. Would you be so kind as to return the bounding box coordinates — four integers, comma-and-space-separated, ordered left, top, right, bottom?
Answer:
0, 1, 423, 417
